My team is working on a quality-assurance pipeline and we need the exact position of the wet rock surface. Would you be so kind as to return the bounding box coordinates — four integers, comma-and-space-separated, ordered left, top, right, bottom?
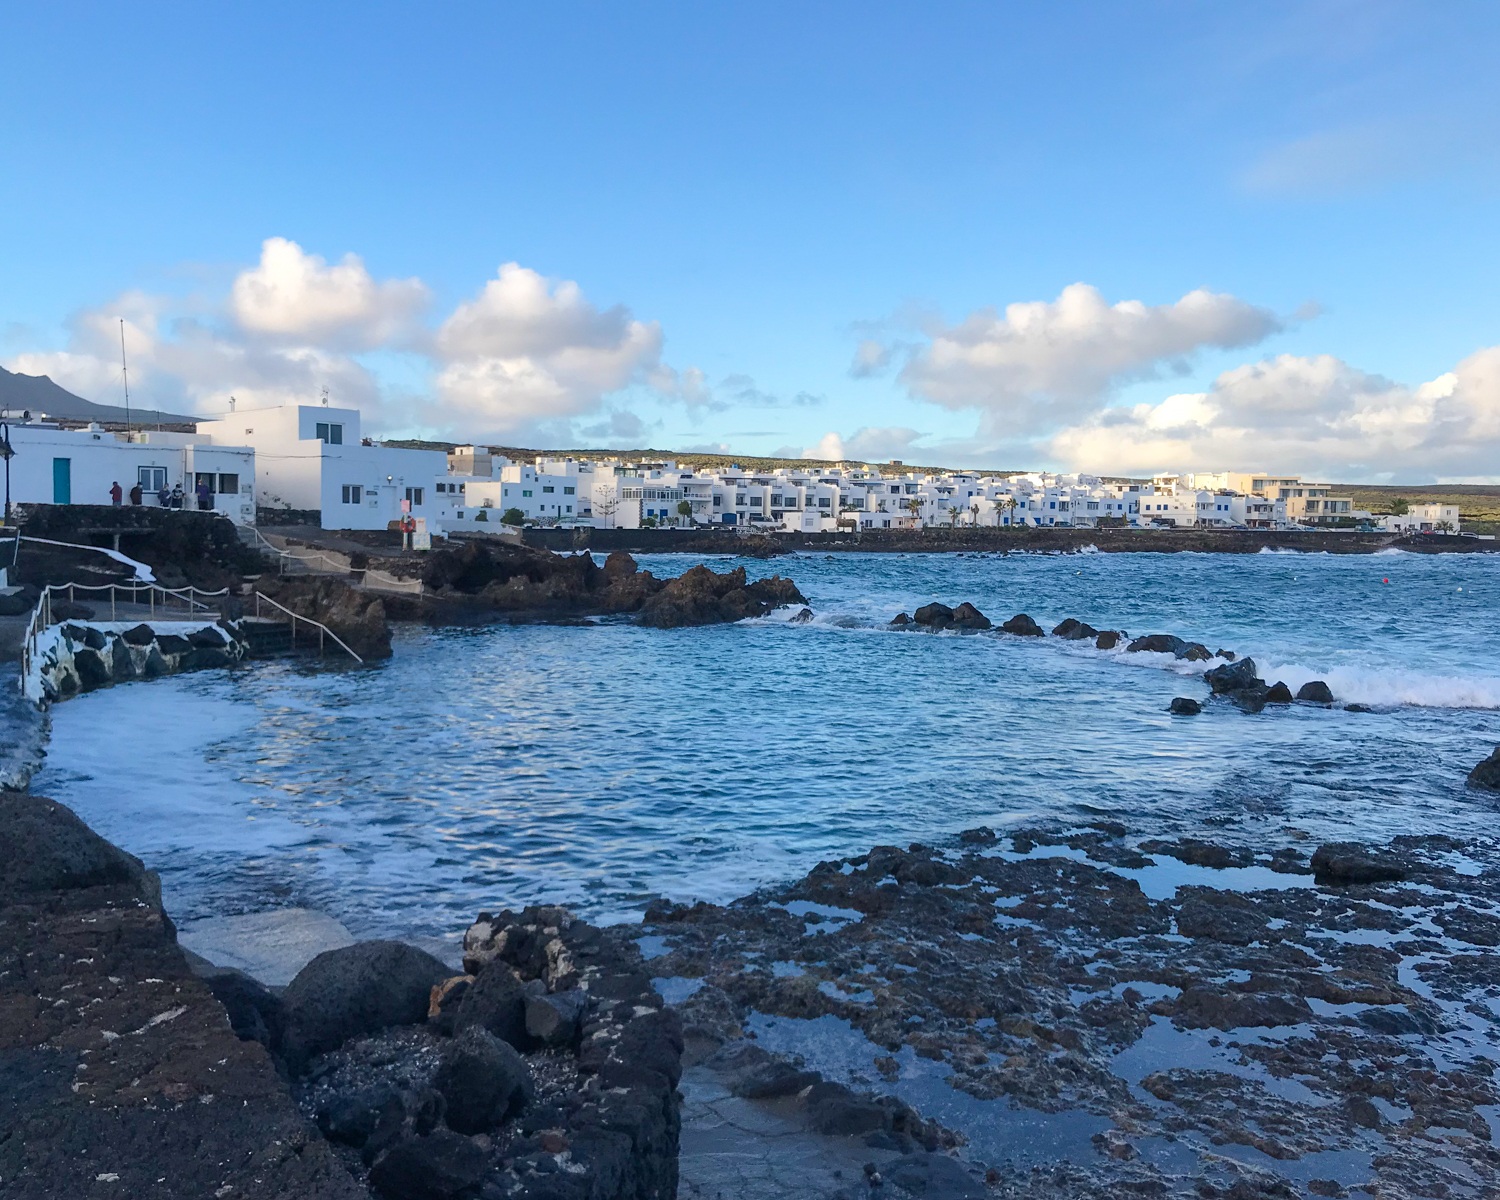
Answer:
0, 793, 363, 1199
643, 826, 1500, 1198
294, 906, 682, 1200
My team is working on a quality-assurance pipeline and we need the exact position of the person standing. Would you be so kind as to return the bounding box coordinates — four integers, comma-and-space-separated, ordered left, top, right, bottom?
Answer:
196, 477, 212, 511
129, 481, 143, 505
170, 483, 184, 510
157, 482, 171, 506
109, 481, 122, 506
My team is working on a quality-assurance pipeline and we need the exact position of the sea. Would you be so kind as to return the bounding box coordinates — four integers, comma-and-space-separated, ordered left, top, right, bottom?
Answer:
34, 548, 1500, 941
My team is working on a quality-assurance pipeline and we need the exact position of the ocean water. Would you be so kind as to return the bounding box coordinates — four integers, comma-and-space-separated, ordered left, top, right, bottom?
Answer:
34, 549, 1500, 940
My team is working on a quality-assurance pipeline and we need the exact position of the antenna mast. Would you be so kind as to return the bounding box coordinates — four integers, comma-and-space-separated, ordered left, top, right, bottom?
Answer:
118, 319, 132, 435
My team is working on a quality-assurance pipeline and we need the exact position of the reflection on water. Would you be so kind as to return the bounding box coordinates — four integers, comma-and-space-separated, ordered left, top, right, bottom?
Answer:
34, 550, 1500, 940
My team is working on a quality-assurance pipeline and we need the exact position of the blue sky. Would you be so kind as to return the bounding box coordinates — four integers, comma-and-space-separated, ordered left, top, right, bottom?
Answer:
2, 2, 1498, 479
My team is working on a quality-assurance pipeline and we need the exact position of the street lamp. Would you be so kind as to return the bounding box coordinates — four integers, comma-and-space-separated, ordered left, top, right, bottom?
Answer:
0, 418, 14, 527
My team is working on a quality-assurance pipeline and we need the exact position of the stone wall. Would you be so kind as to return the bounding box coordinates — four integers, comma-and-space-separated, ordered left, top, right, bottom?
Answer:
28, 619, 249, 703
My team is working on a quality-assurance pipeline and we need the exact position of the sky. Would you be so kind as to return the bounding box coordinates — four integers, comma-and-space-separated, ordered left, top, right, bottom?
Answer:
2, 1, 1498, 481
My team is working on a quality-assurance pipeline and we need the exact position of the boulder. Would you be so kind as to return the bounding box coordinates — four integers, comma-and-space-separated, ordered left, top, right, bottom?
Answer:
1297, 680, 1335, 704
1264, 681, 1294, 704
1232, 687, 1269, 713
1167, 697, 1202, 715
452, 963, 529, 1049
1469, 746, 1500, 793
958, 826, 997, 844
1126, 634, 1186, 655
121, 622, 157, 646
198, 967, 286, 1051
1177, 643, 1213, 662
317, 1085, 403, 1149
141, 645, 169, 679
109, 635, 137, 681
0, 794, 152, 904
1214, 649, 1237, 661
0, 583, 39, 616
1346, 703, 1374, 713
949, 602, 991, 631
188, 626, 229, 649
72, 647, 111, 691
1052, 617, 1098, 640
1000, 613, 1044, 637
179, 646, 233, 672
788, 607, 814, 624
1204, 657, 1260, 694
49, 601, 95, 621
1094, 630, 1122, 650
432, 1025, 531, 1134
602, 550, 639, 581
524, 988, 586, 1048
427, 975, 473, 1035
155, 633, 193, 656
912, 602, 954, 628
368, 1130, 490, 1200
637, 564, 806, 628
281, 940, 452, 1069
889, 612, 912, 627
1311, 842, 1410, 886
805, 1081, 889, 1136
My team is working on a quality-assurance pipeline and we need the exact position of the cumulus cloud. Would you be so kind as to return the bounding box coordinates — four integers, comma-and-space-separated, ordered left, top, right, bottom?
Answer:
231, 237, 429, 348
1047, 349, 1500, 481
867, 283, 1282, 431
7, 243, 702, 443
801, 427, 924, 463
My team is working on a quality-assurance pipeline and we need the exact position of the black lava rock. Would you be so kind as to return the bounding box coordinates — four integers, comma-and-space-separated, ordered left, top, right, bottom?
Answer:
121, 623, 157, 646
155, 633, 193, 656
1094, 630, 1123, 649
368, 1129, 489, 1200
912, 602, 955, 628
453, 963, 529, 1049
281, 941, 452, 1070
1297, 680, 1335, 704
1127, 633, 1186, 655
1052, 618, 1099, 640
524, 988, 586, 1048
1310, 842, 1410, 886
1467, 746, 1500, 792
433, 1025, 531, 1134
1168, 697, 1202, 715
1264, 681, 1295, 704
72, 647, 111, 691
1204, 656, 1260, 694
1001, 613, 1044, 637
949, 601, 991, 630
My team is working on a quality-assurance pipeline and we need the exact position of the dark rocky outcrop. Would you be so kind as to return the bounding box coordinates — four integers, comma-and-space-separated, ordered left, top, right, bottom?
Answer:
367, 1129, 490, 1200
1168, 697, 1202, 715
1001, 613, 1044, 637
950, 601, 992, 630
912, 602, 954, 628
35, 621, 250, 702
1205, 656, 1261, 694
1264, 681, 1295, 704
253, 575, 394, 660
1126, 633, 1187, 655
1297, 680, 1335, 704
1052, 617, 1099, 640
1094, 629, 1123, 649
1466, 746, 1500, 792
282, 941, 452, 1068
432, 1026, 531, 1134
1311, 842, 1411, 885
0, 793, 364, 1199
637, 563, 806, 628
451, 960, 529, 1047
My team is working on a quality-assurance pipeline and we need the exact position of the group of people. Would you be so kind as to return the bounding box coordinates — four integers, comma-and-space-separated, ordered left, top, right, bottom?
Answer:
109, 479, 214, 510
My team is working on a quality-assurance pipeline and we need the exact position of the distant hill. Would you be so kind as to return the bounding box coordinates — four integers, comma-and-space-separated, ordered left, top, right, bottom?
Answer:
0, 365, 196, 426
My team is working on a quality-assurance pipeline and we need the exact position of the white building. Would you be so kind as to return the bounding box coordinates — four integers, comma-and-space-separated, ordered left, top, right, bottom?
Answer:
1, 417, 257, 524
1379, 502, 1461, 533
196, 403, 448, 531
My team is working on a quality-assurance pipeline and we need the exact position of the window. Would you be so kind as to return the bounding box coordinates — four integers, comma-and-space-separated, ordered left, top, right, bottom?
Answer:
405, 487, 424, 506
315, 422, 344, 445
565, 505, 572, 513
342, 485, 362, 504
138, 466, 167, 491
217, 473, 240, 495
542, 485, 555, 493
522, 489, 533, 497
563, 486, 575, 495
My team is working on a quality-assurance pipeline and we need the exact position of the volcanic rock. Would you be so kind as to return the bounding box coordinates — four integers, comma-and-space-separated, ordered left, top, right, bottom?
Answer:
1001, 613, 1044, 637
950, 601, 991, 630
890, 612, 912, 626
282, 941, 452, 1069
1265, 681, 1295, 704
1205, 657, 1260, 694
121, 622, 158, 646
1168, 697, 1202, 715
1126, 633, 1186, 655
367, 1129, 489, 1200
524, 988, 586, 1047
1310, 842, 1410, 886
1094, 630, 1123, 649
1467, 746, 1500, 792
1297, 680, 1335, 704
1177, 642, 1213, 662
913, 602, 955, 628
789, 606, 814, 623
432, 1025, 532, 1134
72, 647, 111, 690
452, 963, 529, 1048
1052, 618, 1099, 640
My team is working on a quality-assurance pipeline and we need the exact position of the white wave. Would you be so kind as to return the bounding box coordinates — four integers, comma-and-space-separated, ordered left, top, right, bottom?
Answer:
1256, 546, 1330, 556
1372, 547, 1414, 557
1252, 658, 1500, 710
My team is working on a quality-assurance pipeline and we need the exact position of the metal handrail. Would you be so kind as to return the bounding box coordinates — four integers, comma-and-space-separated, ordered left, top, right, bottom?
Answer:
246, 526, 350, 575
252, 590, 364, 664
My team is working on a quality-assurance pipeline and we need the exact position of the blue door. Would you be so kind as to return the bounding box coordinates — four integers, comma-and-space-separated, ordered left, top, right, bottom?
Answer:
52, 457, 71, 504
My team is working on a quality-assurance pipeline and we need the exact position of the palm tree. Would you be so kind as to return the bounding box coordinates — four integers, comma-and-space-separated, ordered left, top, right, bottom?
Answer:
905, 497, 922, 527
969, 503, 980, 526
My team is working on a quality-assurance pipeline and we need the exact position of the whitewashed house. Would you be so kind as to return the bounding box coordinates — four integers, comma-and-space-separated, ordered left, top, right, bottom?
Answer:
196, 402, 447, 531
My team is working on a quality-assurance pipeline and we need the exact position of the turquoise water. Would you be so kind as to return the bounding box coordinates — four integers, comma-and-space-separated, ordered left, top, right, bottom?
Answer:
35, 549, 1500, 938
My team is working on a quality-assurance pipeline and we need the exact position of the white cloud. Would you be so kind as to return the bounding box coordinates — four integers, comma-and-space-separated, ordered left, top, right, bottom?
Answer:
1047, 349, 1500, 480
430, 263, 664, 437
801, 426, 924, 463
873, 283, 1282, 431
230, 237, 429, 348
